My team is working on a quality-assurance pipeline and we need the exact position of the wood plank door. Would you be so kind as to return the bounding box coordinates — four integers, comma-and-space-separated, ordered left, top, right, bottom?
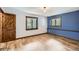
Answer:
0, 13, 2, 42
2, 13, 16, 42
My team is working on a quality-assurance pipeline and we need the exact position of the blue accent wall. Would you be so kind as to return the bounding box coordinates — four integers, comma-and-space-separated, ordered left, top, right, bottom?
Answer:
47, 11, 79, 40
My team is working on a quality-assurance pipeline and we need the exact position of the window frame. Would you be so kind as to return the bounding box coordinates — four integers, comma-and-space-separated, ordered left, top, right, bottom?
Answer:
50, 16, 62, 27
26, 16, 38, 30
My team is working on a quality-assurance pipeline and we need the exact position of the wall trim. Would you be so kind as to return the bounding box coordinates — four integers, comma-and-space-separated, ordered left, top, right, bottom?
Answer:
16, 32, 47, 39
47, 28, 79, 32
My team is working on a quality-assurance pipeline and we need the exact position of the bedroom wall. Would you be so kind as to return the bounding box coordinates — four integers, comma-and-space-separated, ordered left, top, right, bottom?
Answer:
47, 10, 79, 40
2, 7, 47, 38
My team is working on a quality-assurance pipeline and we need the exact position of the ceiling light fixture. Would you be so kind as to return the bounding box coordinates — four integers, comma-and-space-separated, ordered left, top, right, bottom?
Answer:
41, 7, 48, 13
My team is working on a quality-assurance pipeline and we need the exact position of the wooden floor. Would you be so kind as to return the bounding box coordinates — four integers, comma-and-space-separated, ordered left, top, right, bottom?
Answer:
0, 34, 79, 51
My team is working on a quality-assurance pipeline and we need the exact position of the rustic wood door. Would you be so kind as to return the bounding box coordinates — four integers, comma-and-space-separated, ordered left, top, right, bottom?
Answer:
0, 13, 2, 42
2, 13, 16, 42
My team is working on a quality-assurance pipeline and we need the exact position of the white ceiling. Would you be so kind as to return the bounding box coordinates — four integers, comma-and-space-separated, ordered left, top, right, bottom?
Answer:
6, 7, 79, 16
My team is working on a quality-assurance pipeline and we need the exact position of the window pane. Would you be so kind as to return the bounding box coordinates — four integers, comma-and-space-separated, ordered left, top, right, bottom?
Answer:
27, 18, 32, 29
32, 18, 37, 28
56, 17, 61, 26
51, 19, 55, 26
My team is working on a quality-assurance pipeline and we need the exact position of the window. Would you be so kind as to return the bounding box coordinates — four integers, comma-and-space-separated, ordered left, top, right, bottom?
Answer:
26, 16, 38, 30
51, 16, 61, 27
51, 19, 56, 26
